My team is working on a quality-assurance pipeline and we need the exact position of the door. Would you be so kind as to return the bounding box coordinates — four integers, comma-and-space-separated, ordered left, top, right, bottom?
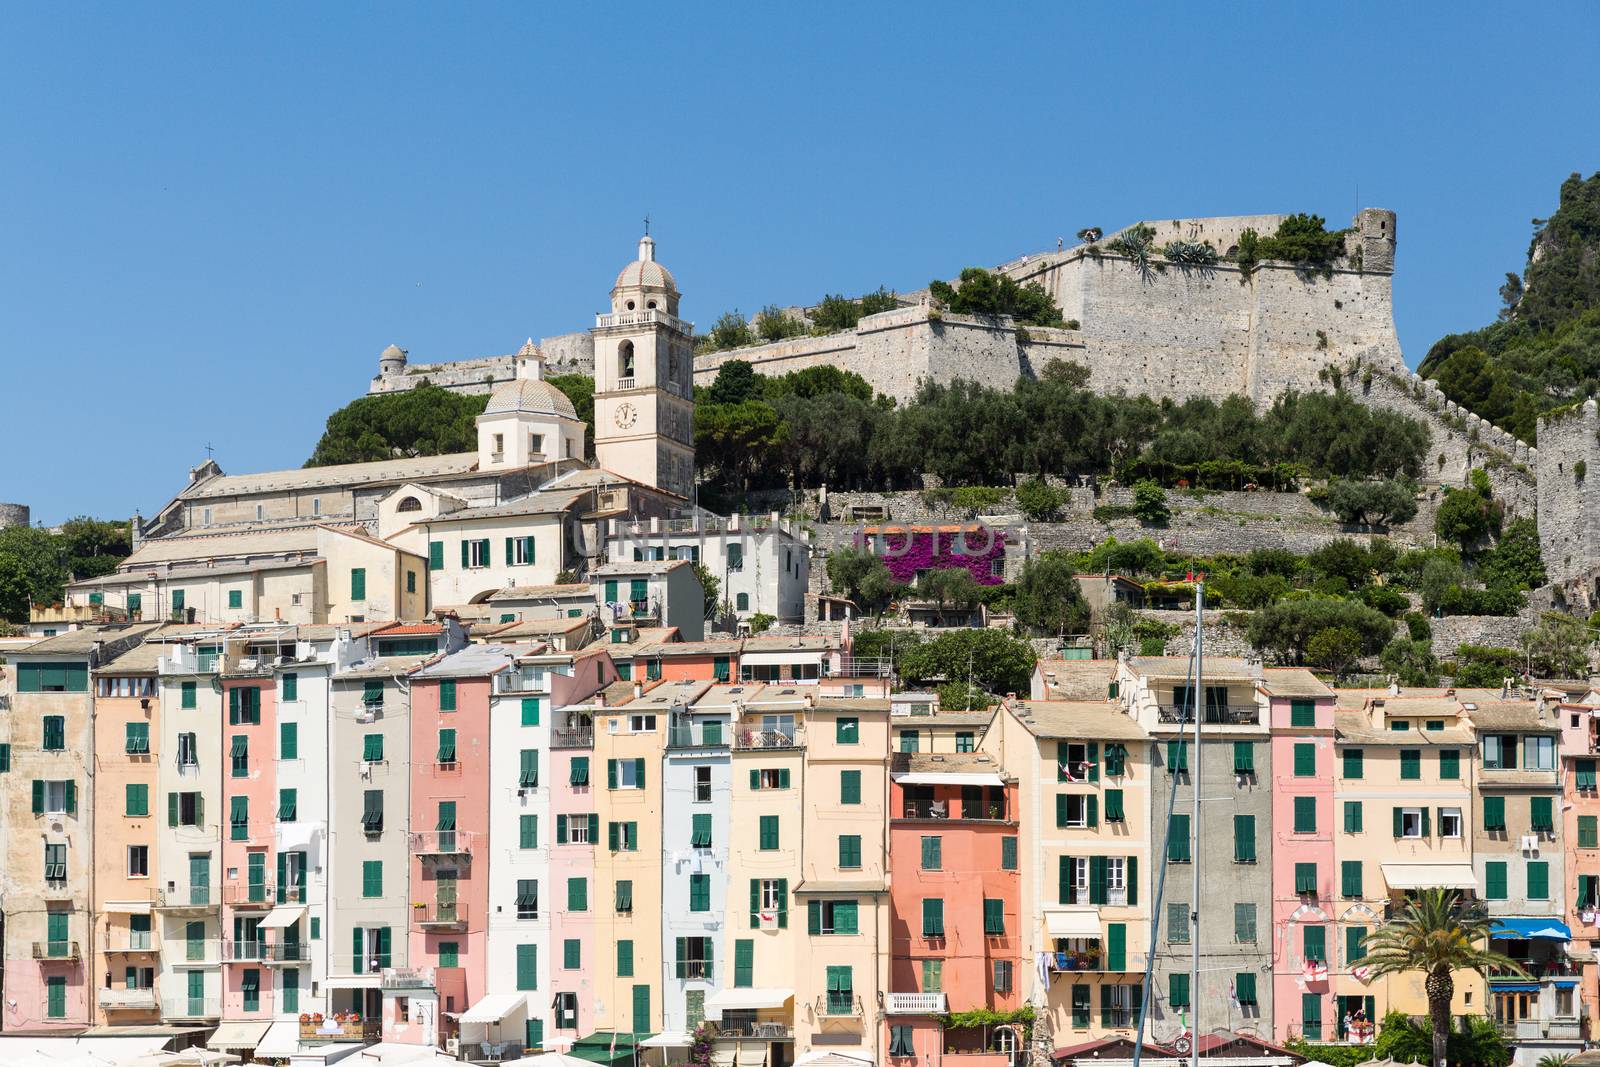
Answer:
632, 983, 650, 1034
436, 870, 459, 923
189, 853, 210, 905
46, 912, 68, 956
187, 970, 206, 1016
248, 853, 266, 903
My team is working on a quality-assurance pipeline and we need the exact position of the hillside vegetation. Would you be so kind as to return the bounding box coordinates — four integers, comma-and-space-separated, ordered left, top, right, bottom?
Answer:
1420, 171, 1600, 442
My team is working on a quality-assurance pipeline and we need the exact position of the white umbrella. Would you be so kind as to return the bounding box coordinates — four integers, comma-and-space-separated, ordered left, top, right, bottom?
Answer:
503, 1054, 597, 1067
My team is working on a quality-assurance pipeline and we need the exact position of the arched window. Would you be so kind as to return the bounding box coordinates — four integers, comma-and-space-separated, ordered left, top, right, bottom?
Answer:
626, 300, 636, 311
618, 340, 635, 380
736, 593, 749, 611
647, 300, 657, 310
396, 496, 422, 513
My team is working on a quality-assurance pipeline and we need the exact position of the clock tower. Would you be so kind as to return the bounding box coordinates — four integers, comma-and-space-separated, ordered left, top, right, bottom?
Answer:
591, 233, 696, 499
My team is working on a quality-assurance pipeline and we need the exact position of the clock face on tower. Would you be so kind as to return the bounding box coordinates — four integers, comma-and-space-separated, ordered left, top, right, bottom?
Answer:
613, 402, 638, 429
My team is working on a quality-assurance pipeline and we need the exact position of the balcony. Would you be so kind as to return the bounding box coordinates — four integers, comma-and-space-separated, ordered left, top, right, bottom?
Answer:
615, 377, 637, 391
735, 727, 805, 751
831, 657, 891, 679
411, 830, 474, 857
552, 728, 594, 750
156, 886, 216, 911
99, 986, 158, 1011
414, 902, 469, 930
668, 725, 728, 749
594, 308, 694, 336
162, 995, 222, 1020
32, 940, 81, 960
301, 1016, 382, 1043
816, 994, 864, 1018
169, 939, 223, 965
104, 935, 158, 954
900, 799, 1009, 822
223, 884, 276, 909
1157, 703, 1260, 725
713, 1022, 794, 1041
382, 967, 437, 990
886, 992, 947, 1015
222, 941, 309, 965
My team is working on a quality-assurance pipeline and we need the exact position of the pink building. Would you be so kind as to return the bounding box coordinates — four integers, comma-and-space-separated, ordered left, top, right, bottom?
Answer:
1266, 674, 1337, 1042
409, 653, 496, 1014
885, 753, 1021, 1065
219, 674, 283, 1030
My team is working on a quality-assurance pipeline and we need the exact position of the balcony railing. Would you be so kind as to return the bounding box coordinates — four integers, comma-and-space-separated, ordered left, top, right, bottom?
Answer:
162, 995, 222, 1020
594, 308, 694, 336
668, 726, 728, 749
552, 729, 594, 750
223, 884, 276, 908
414, 902, 469, 929
817, 993, 864, 1017
104, 934, 158, 953
674, 960, 713, 981
734, 728, 805, 751
886, 992, 947, 1014
98, 986, 158, 1010
382, 966, 437, 990
713, 1022, 794, 1040
224, 940, 309, 964
301, 1017, 382, 1043
1046, 949, 1146, 973
32, 940, 80, 960
1157, 704, 1260, 725
156, 886, 216, 909
900, 800, 1009, 821
832, 657, 891, 679
411, 830, 474, 856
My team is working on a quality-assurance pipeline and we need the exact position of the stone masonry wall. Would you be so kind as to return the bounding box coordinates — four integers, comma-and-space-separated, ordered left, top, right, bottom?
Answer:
1536, 400, 1600, 591
369, 331, 594, 396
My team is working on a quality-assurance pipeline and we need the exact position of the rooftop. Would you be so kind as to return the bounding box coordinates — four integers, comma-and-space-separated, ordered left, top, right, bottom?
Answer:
1466, 701, 1561, 732
414, 645, 515, 679
1034, 659, 1116, 700
336, 656, 438, 680
1333, 712, 1474, 746
177, 452, 483, 501
1127, 655, 1255, 682
13, 623, 165, 656
1259, 667, 1335, 698
594, 558, 692, 577
1009, 698, 1149, 741
483, 376, 579, 421
894, 751, 1007, 777
405, 486, 590, 525
488, 583, 593, 602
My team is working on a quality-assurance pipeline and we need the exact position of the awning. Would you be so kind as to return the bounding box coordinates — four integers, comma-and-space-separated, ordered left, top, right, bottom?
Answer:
891, 772, 1005, 787
324, 975, 383, 989
257, 905, 306, 931
1492, 918, 1572, 941
461, 992, 529, 1024
738, 1047, 769, 1067
792, 1052, 874, 1067
1555, 979, 1580, 988
1380, 862, 1477, 890
1045, 909, 1102, 938
1488, 982, 1540, 992
103, 899, 153, 914
207, 1021, 271, 1050
742, 651, 823, 665
641, 1032, 695, 1049
569, 1032, 645, 1065
711, 1048, 738, 1067
256, 1018, 300, 1059
705, 988, 794, 1011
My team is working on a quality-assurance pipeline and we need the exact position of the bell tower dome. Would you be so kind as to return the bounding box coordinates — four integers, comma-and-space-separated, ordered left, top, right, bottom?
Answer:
592, 232, 695, 499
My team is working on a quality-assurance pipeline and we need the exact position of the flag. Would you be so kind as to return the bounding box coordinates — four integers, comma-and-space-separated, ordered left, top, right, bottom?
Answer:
1228, 979, 1241, 1012
1059, 761, 1080, 782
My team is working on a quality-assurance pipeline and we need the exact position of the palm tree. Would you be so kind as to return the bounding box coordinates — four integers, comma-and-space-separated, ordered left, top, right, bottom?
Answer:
1358, 889, 1527, 1067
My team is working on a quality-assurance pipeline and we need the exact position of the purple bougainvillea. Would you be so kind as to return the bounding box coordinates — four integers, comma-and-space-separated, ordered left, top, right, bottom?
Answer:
857, 526, 1007, 585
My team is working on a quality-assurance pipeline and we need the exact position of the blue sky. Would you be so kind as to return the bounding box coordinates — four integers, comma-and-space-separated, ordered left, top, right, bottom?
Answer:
3, 1, 1598, 525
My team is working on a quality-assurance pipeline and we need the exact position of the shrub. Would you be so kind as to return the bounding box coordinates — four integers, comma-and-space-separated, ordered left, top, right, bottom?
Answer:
1132, 480, 1169, 524
706, 311, 754, 351
1381, 636, 1440, 686
747, 612, 776, 634
1357, 584, 1410, 616
949, 486, 1008, 517
1451, 644, 1521, 687
1435, 469, 1503, 550
755, 305, 806, 343
928, 267, 1064, 326
1016, 478, 1068, 521
1307, 625, 1365, 678
1247, 597, 1395, 665
1403, 611, 1432, 642
1323, 478, 1419, 526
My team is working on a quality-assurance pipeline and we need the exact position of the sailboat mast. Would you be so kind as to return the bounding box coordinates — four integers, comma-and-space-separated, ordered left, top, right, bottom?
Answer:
1189, 579, 1204, 1067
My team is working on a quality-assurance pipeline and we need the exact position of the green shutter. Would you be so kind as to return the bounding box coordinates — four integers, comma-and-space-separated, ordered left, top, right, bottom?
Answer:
1303, 925, 1326, 962
1580, 815, 1598, 849
1346, 926, 1366, 966
517, 944, 538, 990
1343, 748, 1363, 779
1295, 862, 1317, 894
1344, 801, 1363, 833
1126, 856, 1138, 906
1294, 742, 1316, 776
363, 860, 383, 897
1089, 855, 1107, 904
351, 568, 366, 601
1002, 837, 1017, 870
841, 770, 861, 804
1168, 814, 1190, 862
280, 722, 298, 760
521, 815, 538, 849
1233, 741, 1254, 774
1342, 860, 1362, 898
1484, 795, 1506, 831
1170, 973, 1190, 1009
439, 679, 456, 711
1290, 699, 1315, 726
1485, 861, 1508, 900
1528, 861, 1550, 900
521, 698, 540, 726
1294, 796, 1316, 833
1440, 749, 1461, 780
430, 541, 444, 570
520, 749, 538, 788
1104, 789, 1124, 822
1233, 815, 1256, 862
618, 940, 634, 977
1106, 921, 1126, 970
1532, 796, 1554, 832
1400, 749, 1421, 780
921, 898, 944, 937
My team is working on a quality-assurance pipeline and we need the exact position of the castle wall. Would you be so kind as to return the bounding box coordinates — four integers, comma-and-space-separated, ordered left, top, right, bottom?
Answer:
369, 332, 594, 396
1536, 400, 1600, 590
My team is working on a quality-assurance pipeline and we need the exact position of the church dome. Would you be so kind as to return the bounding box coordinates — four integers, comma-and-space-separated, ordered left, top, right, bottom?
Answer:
483, 377, 578, 421
613, 234, 678, 294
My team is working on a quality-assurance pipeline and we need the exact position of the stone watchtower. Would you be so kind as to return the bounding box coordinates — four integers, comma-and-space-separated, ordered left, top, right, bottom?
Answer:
1356, 207, 1396, 272
591, 235, 697, 499
378, 343, 408, 377
1537, 399, 1600, 601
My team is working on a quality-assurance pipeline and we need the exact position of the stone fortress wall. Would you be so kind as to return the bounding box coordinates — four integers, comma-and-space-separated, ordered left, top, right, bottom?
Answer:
369, 331, 594, 396
0, 502, 29, 529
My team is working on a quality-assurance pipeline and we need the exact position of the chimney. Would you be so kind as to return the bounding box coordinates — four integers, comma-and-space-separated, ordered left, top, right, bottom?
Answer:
633, 682, 643, 700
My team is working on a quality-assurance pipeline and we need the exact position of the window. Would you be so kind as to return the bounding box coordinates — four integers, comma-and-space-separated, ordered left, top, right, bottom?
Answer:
570, 757, 590, 787
758, 816, 779, 850
439, 680, 457, 712
606, 821, 639, 852
181, 681, 197, 709
1345, 926, 1367, 967
1484, 795, 1507, 831
1528, 861, 1550, 900
1001, 836, 1018, 870
563, 939, 581, 969
836, 717, 859, 744
437, 728, 457, 764
1579, 759, 1599, 792
1295, 863, 1317, 895
242, 968, 261, 1011
517, 944, 538, 990
125, 721, 150, 754
983, 898, 1005, 935
840, 770, 861, 804
46, 975, 66, 1019
1400, 749, 1421, 780
1483, 734, 1517, 770
509, 536, 535, 565
1398, 807, 1425, 838
1234, 814, 1256, 862
616, 880, 633, 913
567, 878, 588, 911
956, 731, 975, 752
168, 790, 201, 826
1168, 902, 1190, 943
734, 940, 754, 987
1525, 735, 1556, 770
1170, 973, 1190, 1009
1290, 699, 1315, 727
1293, 796, 1316, 834
1344, 801, 1363, 833
1234, 903, 1257, 943
359, 788, 384, 833
1236, 972, 1258, 1008
128, 845, 148, 877
521, 697, 541, 726
735, 592, 749, 611
755, 878, 789, 927
44, 842, 67, 881
230, 796, 249, 840
921, 958, 943, 992
808, 899, 860, 935
609, 757, 646, 788
407, 570, 416, 594
1294, 742, 1316, 776
1485, 861, 1508, 900
228, 687, 261, 725
519, 749, 539, 788
839, 834, 862, 869
278, 721, 299, 761
617, 940, 634, 977
693, 765, 712, 802
752, 767, 791, 790
278, 788, 297, 821
1440, 807, 1463, 839
363, 861, 383, 898
1167, 739, 1188, 773
1233, 742, 1255, 775
520, 815, 538, 850
922, 898, 945, 937
1440, 749, 1461, 780
689, 874, 711, 911
890, 1025, 915, 1058
230, 734, 249, 777
557, 814, 597, 845
42, 716, 65, 751
1168, 813, 1191, 862
921, 836, 942, 870
690, 813, 713, 849
464, 539, 491, 568
1057, 793, 1096, 828
1342, 861, 1362, 898
126, 783, 149, 817
1532, 796, 1555, 833
899, 730, 920, 754
1581, 815, 1599, 849
1389, 719, 1410, 731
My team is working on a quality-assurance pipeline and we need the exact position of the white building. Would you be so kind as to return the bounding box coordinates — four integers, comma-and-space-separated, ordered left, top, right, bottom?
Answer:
592, 559, 705, 642
604, 515, 811, 626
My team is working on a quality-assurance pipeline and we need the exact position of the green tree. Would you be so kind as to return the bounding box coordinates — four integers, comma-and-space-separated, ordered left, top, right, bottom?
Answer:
1359, 889, 1524, 1067
547, 374, 595, 457
1480, 516, 1546, 589
826, 548, 904, 616
748, 612, 775, 634
1306, 625, 1364, 678
898, 628, 1037, 700
1520, 615, 1592, 677
705, 360, 761, 406
1013, 553, 1090, 637
928, 268, 1064, 326
1381, 636, 1440, 686
1435, 474, 1502, 550
59, 517, 132, 581
1015, 478, 1067, 521
1322, 478, 1419, 526
1131, 480, 1169, 524
305, 383, 487, 466
1451, 644, 1521, 687
694, 400, 787, 493
1247, 597, 1394, 665
755, 305, 805, 343
705, 311, 754, 352
0, 525, 73, 621
914, 568, 986, 625
693, 563, 721, 622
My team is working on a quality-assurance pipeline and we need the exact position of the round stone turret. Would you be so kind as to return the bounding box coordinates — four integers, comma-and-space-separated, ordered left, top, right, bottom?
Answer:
0, 502, 28, 529
379, 343, 408, 377
1356, 208, 1396, 273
